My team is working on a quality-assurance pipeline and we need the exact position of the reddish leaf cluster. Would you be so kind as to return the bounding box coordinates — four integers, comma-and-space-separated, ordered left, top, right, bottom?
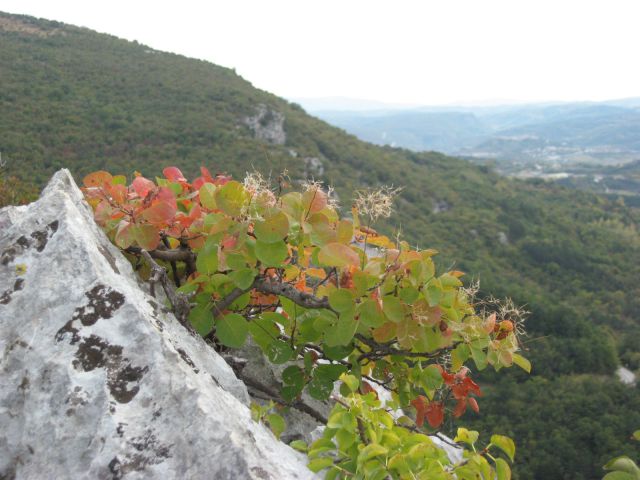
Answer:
442, 366, 482, 418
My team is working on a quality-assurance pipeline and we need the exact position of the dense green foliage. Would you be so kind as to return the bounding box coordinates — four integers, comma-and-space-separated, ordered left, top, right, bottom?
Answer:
2, 12, 639, 478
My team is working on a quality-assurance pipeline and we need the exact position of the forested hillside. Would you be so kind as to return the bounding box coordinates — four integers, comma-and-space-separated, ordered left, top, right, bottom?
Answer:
1, 12, 639, 479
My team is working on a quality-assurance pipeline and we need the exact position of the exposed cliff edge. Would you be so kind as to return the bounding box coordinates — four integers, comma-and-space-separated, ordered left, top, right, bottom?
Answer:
0, 170, 316, 479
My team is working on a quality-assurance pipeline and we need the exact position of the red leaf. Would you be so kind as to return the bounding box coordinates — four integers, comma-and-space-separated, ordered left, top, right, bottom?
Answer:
163, 166, 187, 183
411, 396, 428, 427
200, 166, 215, 182
453, 398, 467, 418
441, 369, 456, 386
132, 176, 155, 198
192, 177, 206, 190
468, 397, 480, 413
425, 401, 444, 428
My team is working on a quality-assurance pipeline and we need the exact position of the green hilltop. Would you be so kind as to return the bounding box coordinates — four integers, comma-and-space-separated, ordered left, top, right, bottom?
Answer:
1, 11, 639, 478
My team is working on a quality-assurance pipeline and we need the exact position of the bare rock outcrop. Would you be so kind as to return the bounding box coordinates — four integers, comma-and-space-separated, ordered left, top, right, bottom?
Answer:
0, 170, 315, 479
244, 104, 286, 145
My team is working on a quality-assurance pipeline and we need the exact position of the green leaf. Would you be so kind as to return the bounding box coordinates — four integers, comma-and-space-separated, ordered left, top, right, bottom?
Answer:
325, 313, 358, 347
215, 313, 248, 348
358, 443, 388, 463
318, 243, 360, 268
491, 435, 516, 462
254, 211, 290, 243
604, 456, 640, 475
266, 413, 286, 439
282, 366, 305, 388
339, 373, 360, 393
248, 317, 279, 352
357, 298, 385, 328
216, 180, 248, 216
308, 457, 334, 473
315, 364, 348, 382
420, 364, 443, 390
267, 340, 294, 364
289, 440, 308, 452
323, 343, 353, 361
307, 375, 334, 400
454, 427, 479, 446
329, 289, 355, 313
188, 305, 214, 336
602, 472, 637, 480
281, 384, 303, 403
133, 224, 160, 250
471, 345, 488, 371
255, 239, 288, 266
495, 458, 512, 480
228, 268, 256, 289
399, 286, 419, 304
199, 183, 217, 209
634, 431, 640, 442
382, 296, 405, 323
512, 353, 531, 373
196, 238, 218, 275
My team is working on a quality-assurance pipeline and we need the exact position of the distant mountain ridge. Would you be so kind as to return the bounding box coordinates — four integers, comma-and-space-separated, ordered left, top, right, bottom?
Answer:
308, 99, 640, 167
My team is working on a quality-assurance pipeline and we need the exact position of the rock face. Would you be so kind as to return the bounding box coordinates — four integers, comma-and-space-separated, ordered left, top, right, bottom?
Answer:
244, 104, 287, 145
0, 170, 316, 479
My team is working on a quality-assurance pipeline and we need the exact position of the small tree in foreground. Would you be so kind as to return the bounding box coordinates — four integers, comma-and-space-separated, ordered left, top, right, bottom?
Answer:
83, 166, 529, 479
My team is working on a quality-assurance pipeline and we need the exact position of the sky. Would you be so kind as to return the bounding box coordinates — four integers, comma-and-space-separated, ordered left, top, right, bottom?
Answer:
2, 0, 640, 106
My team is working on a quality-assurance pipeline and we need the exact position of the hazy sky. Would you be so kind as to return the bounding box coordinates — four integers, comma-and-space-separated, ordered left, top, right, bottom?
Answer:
2, 0, 640, 105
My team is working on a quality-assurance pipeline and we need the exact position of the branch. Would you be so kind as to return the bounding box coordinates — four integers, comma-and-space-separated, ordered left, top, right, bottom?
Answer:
127, 245, 195, 263
212, 283, 255, 318
254, 277, 334, 312
140, 250, 194, 333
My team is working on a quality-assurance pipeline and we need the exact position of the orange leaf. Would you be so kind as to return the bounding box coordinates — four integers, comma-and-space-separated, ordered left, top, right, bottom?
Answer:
372, 321, 396, 343
83, 171, 113, 188
468, 397, 480, 413
306, 267, 327, 279
303, 187, 327, 214
361, 381, 378, 399
318, 243, 360, 268
141, 201, 176, 225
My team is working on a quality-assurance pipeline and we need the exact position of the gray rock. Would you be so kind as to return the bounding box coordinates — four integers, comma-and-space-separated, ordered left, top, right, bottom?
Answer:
0, 170, 316, 479
432, 199, 450, 214
244, 104, 286, 145
303, 157, 324, 178
497, 231, 509, 245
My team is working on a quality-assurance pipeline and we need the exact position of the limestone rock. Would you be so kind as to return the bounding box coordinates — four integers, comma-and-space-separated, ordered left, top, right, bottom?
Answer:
244, 104, 286, 145
0, 170, 316, 479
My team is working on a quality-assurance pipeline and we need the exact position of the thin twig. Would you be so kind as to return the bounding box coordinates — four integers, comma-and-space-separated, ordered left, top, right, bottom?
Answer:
140, 250, 194, 333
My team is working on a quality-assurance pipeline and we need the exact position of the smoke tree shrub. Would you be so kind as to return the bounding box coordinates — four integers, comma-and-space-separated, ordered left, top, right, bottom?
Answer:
82, 166, 529, 479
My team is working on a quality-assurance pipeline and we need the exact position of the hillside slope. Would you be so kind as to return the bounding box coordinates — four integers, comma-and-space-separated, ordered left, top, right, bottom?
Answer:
1, 12, 639, 479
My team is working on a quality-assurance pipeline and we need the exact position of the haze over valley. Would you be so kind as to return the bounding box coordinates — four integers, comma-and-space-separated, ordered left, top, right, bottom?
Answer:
304, 98, 640, 202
